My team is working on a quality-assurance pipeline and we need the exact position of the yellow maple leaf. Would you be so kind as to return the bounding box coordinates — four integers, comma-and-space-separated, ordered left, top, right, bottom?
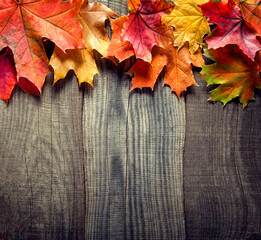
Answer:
162, 0, 210, 54
50, 47, 98, 86
49, 1, 118, 86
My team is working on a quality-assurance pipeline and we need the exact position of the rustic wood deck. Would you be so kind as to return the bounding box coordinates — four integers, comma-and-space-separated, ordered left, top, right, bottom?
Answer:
0, 0, 261, 239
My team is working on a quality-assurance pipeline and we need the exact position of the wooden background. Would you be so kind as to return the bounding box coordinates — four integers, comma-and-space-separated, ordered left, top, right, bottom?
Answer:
0, 0, 261, 239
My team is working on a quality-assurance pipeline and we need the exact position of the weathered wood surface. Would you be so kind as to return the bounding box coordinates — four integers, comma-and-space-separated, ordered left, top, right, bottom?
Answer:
184, 76, 261, 240
0, 1, 261, 239
83, 56, 186, 240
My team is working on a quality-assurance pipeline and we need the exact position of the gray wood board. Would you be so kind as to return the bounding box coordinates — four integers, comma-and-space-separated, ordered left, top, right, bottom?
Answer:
82, 54, 186, 239
0, 74, 85, 239
184, 75, 261, 240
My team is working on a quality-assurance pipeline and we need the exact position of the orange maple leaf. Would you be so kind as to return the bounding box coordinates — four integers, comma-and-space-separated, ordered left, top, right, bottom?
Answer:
106, 16, 135, 63
129, 45, 204, 97
236, 0, 261, 36
128, 0, 140, 11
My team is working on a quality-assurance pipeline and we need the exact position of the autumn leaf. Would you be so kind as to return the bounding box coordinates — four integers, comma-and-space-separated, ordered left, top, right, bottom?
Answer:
50, 47, 98, 86
162, 0, 210, 54
128, 0, 140, 11
164, 45, 204, 97
120, 0, 174, 62
50, 1, 117, 86
79, 1, 118, 56
0, 0, 84, 94
106, 16, 135, 63
128, 46, 168, 90
17, 76, 41, 96
129, 45, 204, 97
236, 0, 261, 35
0, 47, 40, 103
108, 0, 204, 98
201, 45, 261, 108
0, 48, 17, 102
200, 0, 261, 60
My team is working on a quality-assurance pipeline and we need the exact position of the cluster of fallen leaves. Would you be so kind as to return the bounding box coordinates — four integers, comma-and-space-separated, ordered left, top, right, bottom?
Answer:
0, 0, 260, 108
0, 0, 117, 102
200, 0, 261, 107
107, 0, 205, 97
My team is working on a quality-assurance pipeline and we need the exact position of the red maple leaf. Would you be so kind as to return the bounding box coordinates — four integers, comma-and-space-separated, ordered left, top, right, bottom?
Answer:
200, 0, 261, 60
0, 48, 17, 103
0, 46, 49, 102
0, 0, 84, 100
120, 0, 174, 62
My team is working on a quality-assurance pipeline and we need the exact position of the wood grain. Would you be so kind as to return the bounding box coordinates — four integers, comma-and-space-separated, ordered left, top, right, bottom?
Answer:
82, 56, 130, 239
125, 77, 186, 240
0, 75, 85, 239
83, 54, 186, 239
183, 75, 261, 239
0, 0, 260, 239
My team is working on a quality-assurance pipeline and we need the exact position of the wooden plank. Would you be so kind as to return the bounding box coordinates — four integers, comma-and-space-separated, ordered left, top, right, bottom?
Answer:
83, 53, 186, 239
0, 74, 85, 239
184, 75, 261, 239
125, 77, 186, 240
83, 56, 130, 239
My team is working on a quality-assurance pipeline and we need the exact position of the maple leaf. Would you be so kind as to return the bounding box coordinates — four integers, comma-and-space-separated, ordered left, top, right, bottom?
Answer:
128, 46, 168, 90
50, 47, 98, 86
164, 45, 204, 97
200, 0, 261, 60
201, 44, 261, 108
0, 48, 17, 102
0, 0, 84, 95
0, 47, 41, 102
128, 0, 140, 11
162, 0, 210, 54
129, 44, 204, 97
50, 1, 117, 86
120, 0, 174, 63
79, 1, 118, 56
236, 0, 261, 35
106, 16, 135, 63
